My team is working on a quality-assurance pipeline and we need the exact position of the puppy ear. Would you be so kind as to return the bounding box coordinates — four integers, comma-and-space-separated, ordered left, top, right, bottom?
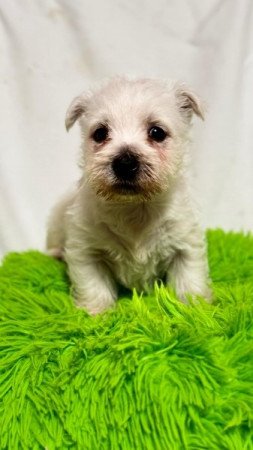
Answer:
176, 84, 205, 121
65, 95, 86, 131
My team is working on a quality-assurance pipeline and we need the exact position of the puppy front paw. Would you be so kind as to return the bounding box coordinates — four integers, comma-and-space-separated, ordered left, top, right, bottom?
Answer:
168, 254, 212, 304
174, 281, 212, 304
75, 291, 117, 315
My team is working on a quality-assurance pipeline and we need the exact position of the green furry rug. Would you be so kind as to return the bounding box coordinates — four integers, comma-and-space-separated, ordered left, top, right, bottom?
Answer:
0, 230, 252, 450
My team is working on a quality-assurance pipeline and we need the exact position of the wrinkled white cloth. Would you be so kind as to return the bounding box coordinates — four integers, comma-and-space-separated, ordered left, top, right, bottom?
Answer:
0, 0, 253, 256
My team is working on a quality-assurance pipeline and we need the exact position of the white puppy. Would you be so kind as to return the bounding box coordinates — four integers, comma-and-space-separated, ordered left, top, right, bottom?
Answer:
47, 77, 211, 314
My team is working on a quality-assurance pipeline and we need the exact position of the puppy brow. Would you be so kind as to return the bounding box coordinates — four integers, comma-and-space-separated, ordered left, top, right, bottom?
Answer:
146, 114, 164, 126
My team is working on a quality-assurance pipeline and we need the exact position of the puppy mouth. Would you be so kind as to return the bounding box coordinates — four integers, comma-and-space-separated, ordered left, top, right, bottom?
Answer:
94, 176, 161, 201
112, 181, 140, 195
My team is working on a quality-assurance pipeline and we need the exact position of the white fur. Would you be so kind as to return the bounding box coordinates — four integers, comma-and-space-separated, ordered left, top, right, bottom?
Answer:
47, 77, 211, 314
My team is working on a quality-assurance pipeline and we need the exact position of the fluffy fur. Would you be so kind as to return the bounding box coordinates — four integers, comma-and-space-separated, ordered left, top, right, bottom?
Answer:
1, 230, 253, 449
47, 77, 211, 314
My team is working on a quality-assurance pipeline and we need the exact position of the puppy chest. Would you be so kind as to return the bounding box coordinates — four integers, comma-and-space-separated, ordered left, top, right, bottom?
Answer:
102, 234, 174, 290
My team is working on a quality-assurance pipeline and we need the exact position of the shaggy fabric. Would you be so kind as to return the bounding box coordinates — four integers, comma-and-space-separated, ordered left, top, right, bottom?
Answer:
0, 230, 252, 450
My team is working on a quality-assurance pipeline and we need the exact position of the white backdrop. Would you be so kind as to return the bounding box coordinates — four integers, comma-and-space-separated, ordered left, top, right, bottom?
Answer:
1, 0, 253, 257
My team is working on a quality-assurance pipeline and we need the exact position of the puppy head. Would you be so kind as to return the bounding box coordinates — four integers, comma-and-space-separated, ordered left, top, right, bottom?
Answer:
66, 77, 204, 202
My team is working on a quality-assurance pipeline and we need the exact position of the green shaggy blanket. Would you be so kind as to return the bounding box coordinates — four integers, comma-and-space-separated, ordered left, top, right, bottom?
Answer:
0, 230, 252, 450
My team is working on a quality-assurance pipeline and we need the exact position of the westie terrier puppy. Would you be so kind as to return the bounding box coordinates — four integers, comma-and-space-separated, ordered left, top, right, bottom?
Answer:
47, 77, 211, 314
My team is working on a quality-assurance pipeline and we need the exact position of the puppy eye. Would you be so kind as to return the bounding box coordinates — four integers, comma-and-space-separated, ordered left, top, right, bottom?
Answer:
148, 126, 167, 143
92, 126, 109, 143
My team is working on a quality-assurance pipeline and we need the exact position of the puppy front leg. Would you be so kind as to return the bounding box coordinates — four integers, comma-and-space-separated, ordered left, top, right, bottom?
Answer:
167, 249, 211, 303
67, 255, 117, 315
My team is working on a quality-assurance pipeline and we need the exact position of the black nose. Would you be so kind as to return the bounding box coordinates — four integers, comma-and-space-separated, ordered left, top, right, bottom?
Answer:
112, 151, 140, 181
